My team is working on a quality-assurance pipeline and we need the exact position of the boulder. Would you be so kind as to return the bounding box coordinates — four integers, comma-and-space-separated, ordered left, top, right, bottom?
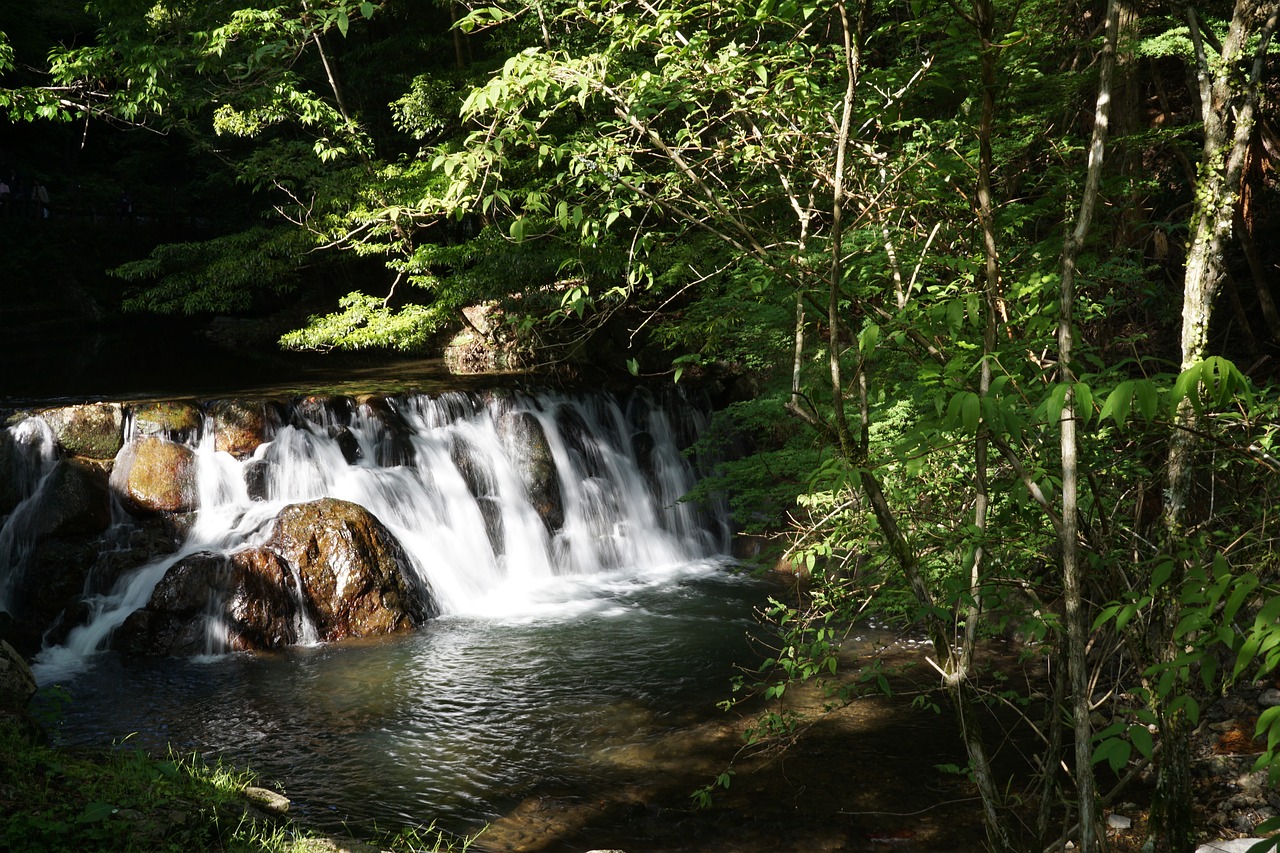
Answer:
112, 436, 198, 514
265, 498, 435, 640
210, 399, 279, 459
497, 410, 564, 533
39, 403, 124, 459
131, 400, 202, 443
223, 548, 305, 650
115, 551, 301, 656
29, 458, 112, 540
118, 499, 438, 655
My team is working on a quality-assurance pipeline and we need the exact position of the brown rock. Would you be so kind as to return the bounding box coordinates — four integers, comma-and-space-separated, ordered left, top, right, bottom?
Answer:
210, 400, 279, 458
112, 436, 198, 514
266, 498, 435, 640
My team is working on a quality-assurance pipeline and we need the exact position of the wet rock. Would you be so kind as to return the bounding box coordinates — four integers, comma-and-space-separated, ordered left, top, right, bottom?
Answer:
29, 458, 112, 539
131, 400, 202, 443
357, 397, 415, 467
0, 428, 40, 515
497, 410, 564, 533
264, 498, 435, 641
0, 639, 36, 709
112, 436, 198, 514
115, 551, 301, 656
223, 548, 305, 650
210, 400, 279, 459
39, 403, 124, 459
243, 458, 272, 501
331, 425, 362, 465
296, 395, 354, 428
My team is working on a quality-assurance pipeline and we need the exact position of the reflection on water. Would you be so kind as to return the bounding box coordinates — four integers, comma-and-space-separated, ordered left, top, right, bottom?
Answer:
43, 563, 767, 838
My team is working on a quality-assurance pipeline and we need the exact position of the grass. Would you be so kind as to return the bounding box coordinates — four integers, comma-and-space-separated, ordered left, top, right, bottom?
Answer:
0, 710, 475, 853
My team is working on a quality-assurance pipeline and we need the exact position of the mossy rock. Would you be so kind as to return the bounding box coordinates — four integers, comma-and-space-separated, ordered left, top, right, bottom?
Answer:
39, 403, 124, 459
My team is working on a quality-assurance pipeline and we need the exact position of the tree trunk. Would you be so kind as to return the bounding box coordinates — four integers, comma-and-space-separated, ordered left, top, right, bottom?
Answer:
1154, 3, 1280, 850
1056, 1, 1119, 848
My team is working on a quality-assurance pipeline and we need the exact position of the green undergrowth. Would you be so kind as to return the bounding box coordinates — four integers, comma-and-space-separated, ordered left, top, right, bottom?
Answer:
0, 712, 472, 853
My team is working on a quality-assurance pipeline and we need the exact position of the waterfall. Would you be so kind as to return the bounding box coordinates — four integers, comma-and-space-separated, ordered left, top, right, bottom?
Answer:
0, 416, 58, 612
0, 388, 728, 676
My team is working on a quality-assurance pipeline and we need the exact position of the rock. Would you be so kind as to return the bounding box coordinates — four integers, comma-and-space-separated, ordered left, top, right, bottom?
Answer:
223, 548, 306, 650
112, 436, 198, 514
1106, 813, 1132, 830
1196, 840, 1273, 853
131, 401, 203, 442
1259, 688, 1280, 708
115, 550, 303, 656
115, 553, 232, 656
497, 410, 564, 533
39, 403, 124, 458
28, 458, 112, 539
357, 397, 414, 466
243, 458, 272, 501
243, 786, 290, 816
0, 639, 36, 709
331, 425, 362, 465
210, 399, 279, 458
264, 498, 436, 641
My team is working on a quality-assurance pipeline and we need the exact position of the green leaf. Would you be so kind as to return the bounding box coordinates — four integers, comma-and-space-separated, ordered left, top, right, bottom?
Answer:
1128, 724, 1155, 759
78, 802, 117, 823
1100, 381, 1134, 427
360, 1, 375, 18
336, 7, 350, 37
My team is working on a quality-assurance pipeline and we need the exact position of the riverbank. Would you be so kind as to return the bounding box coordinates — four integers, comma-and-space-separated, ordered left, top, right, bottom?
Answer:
0, 708, 470, 853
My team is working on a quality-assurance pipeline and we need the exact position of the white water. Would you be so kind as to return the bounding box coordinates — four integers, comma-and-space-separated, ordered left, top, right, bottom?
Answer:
0, 416, 58, 611
0, 388, 727, 682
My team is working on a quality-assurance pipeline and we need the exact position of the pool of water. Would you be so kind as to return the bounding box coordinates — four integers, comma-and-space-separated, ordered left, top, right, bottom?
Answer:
38, 561, 770, 840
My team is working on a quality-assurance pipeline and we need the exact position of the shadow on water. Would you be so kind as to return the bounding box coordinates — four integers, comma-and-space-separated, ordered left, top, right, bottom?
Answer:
41, 569, 998, 853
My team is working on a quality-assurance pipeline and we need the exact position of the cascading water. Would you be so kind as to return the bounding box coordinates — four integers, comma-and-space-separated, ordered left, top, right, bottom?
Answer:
0, 416, 58, 612
0, 387, 729, 679
0, 386, 772, 848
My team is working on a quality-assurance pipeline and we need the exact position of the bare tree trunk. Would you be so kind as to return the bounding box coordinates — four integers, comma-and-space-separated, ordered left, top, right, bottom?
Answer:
1055, 1, 1119, 848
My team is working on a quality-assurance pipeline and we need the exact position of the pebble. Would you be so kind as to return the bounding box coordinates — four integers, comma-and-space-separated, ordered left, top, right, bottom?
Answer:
1259, 688, 1280, 708
1107, 813, 1132, 830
